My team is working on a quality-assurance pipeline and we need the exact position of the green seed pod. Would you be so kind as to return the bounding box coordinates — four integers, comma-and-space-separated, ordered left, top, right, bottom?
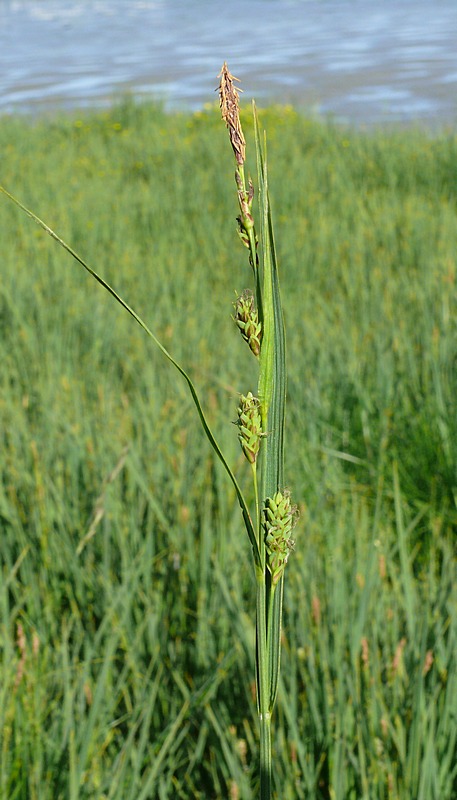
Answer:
236, 392, 263, 464
263, 490, 298, 584
233, 290, 262, 357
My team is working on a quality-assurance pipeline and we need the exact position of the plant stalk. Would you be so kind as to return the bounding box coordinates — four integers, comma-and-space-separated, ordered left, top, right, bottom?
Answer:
256, 565, 272, 800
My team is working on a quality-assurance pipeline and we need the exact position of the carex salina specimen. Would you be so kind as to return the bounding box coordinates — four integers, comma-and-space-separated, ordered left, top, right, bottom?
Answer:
0, 64, 296, 799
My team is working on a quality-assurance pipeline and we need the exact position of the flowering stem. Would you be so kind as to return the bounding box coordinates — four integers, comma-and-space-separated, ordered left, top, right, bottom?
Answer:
219, 62, 296, 800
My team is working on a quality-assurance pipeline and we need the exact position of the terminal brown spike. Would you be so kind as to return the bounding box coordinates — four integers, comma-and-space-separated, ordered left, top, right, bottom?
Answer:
218, 62, 246, 166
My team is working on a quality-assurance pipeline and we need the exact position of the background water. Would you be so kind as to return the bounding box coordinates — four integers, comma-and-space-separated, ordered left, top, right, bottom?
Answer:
1, 0, 457, 125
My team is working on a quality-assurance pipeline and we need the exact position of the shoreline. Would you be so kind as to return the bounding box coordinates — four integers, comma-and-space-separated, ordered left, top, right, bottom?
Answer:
1, 93, 456, 135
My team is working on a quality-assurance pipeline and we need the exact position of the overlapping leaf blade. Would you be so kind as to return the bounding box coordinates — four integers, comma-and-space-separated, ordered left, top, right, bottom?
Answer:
253, 105, 287, 712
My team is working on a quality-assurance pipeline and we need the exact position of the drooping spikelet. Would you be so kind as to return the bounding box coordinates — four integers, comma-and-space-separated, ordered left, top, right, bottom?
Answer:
234, 289, 262, 357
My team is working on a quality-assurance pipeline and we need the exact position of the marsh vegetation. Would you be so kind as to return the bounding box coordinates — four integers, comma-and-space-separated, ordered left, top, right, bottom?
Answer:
1, 101, 456, 798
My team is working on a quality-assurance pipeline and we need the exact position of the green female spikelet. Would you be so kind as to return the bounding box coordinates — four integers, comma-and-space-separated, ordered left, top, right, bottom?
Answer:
237, 392, 263, 464
234, 289, 262, 357
235, 170, 256, 249
263, 490, 298, 585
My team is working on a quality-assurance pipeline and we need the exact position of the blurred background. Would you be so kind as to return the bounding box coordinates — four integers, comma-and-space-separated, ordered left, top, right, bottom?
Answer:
1, 0, 457, 126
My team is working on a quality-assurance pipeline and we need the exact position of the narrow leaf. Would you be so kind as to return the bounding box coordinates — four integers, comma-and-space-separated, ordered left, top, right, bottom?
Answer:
253, 105, 287, 712
0, 184, 260, 566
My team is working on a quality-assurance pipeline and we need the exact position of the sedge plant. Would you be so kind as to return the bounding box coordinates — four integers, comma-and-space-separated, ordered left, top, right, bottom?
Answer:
0, 64, 296, 799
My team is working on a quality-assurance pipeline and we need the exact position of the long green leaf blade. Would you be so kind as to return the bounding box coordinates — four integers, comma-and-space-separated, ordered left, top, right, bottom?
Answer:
253, 105, 287, 712
253, 106, 286, 496
0, 184, 260, 566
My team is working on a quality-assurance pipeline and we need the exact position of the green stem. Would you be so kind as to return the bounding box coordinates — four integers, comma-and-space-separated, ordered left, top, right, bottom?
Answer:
259, 708, 272, 800
255, 492, 271, 799
251, 462, 260, 550
256, 565, 272, 800
266, 578, 282, 711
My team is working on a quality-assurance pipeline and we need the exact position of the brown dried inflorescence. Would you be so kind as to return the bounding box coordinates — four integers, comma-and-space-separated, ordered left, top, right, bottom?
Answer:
218, 62, 246, 166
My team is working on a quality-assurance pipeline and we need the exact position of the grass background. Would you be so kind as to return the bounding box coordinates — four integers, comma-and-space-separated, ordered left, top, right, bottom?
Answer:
0, 100, 456, 799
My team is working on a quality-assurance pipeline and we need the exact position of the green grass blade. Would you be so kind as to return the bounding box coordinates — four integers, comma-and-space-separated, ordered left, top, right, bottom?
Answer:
253, 105, 287, 714
136, 699, 190, 800
0, 183, 260, 567
253, 104, 286, 496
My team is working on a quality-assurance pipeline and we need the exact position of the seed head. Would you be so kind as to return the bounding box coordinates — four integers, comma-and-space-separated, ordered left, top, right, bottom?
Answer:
263, 490, 298, 584
218, 62, 246, 166
234, 290, 262, 357
236, 392, 263, 464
